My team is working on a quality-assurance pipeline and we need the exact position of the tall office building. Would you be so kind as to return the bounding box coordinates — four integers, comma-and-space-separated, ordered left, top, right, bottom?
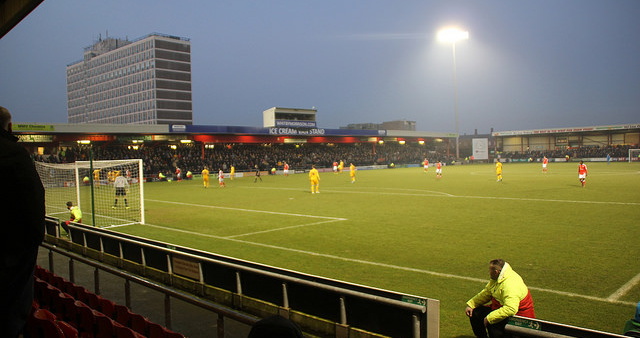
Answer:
67, 33, 193, 125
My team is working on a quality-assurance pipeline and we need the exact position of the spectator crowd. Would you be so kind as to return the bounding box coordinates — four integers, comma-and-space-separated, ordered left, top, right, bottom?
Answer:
32, 142, 637, 179
34, 142, 450, 178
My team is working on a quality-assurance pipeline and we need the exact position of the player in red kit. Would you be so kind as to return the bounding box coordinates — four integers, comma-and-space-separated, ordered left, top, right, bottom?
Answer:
542, 156, 548, 173
423, 158, 429, 173
435, 161, 443, 178
578, 161, 588, 187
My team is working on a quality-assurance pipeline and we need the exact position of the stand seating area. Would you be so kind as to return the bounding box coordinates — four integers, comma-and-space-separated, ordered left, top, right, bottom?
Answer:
28, 265, 185, 338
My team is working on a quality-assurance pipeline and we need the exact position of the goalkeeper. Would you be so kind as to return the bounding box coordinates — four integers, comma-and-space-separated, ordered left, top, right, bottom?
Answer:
113, 174, 130, 209
61, 201, 82, 235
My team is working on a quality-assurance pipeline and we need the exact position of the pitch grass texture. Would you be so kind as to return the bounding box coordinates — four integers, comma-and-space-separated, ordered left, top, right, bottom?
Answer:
113, 162, 640, 337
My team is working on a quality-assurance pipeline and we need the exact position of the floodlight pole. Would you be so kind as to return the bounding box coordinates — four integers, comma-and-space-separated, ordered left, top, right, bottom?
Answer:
438, 28, 468, 160
451, 42, 460, 159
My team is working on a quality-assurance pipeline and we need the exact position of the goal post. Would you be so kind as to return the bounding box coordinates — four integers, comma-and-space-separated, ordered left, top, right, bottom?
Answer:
629, 149, 640, 163
35, 159, 145, 227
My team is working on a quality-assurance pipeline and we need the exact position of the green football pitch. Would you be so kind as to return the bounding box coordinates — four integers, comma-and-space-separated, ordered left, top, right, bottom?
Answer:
109, 161, 639, 337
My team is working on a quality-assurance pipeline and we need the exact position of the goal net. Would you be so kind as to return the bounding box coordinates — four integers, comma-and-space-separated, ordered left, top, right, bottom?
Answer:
629, 149, 640, 163
35, 159, 145, 227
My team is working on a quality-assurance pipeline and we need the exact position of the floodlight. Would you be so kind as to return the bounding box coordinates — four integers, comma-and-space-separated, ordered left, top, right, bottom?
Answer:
438, 28, 469, 43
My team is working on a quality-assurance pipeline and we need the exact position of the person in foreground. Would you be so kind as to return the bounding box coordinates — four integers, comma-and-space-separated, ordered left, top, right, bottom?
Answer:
465, 259, 535, 338
0, 106, 46, 337
624, 301, 640, 337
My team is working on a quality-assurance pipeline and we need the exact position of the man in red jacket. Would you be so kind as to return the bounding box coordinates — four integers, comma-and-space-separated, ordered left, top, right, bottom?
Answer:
465, 259, 535, 338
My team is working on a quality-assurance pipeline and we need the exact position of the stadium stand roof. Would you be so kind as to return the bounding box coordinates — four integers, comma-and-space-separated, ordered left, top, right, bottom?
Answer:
12, 122, 454, 139
492, 123, 640, 137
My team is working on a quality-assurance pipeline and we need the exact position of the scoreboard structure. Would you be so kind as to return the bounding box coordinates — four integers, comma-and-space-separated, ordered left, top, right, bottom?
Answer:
263, 107, 317, 128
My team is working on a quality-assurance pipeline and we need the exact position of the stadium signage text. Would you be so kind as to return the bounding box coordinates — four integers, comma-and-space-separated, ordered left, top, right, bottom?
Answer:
13, 124, 55, 132
275, 120, 317, 128
17, 134, 53, 142
171, 256, 201, 280
269, 127, 326, 135
508, 317, 541, 331
171, 124, 187, 132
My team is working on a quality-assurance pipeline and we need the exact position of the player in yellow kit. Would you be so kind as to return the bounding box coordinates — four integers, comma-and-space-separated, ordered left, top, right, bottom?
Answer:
202, 167, 210, 188
496, 160, 503, 182
309, 165, 320, 194
61, 201, 82, 235
349, 163, 356, 183
93, 169, 101, 188
230, 165, 235, 180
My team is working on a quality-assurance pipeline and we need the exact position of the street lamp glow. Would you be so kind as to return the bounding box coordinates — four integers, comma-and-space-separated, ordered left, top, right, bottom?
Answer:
438, 28, 469, 43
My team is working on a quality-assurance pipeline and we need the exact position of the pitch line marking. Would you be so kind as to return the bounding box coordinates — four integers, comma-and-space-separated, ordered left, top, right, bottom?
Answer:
244, 186, 455, 197
607, 272, 640, 301
453, 195, 640, 206
225, 219, 345, 239
146, 198, 347, 220
243, 186, 640, 206
245, 186, 460, 198
137, 223, 634, 306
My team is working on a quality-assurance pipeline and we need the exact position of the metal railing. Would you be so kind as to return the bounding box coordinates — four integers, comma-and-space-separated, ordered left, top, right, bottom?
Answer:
44, 217, 440, 337
506, 316, 628, 338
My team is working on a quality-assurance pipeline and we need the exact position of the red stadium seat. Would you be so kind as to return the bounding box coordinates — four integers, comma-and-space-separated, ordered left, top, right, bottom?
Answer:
39, 284, 62, 312
72, 301, 97, 335
34, 265, 47, 279
53, 292, 76, 321
56, 320, 79, 338
69, 284, 88, 301
93, 310, 117, 338
114, 304, 133, 326
146, 322, 167, 338
97, 296, 116, 318
35, 266, 54, 283
27, 308, 66, 338
129, 313, 150, 336
50, 275, 67, 290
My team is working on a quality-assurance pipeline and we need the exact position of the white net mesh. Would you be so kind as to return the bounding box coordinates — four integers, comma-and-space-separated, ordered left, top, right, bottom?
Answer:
35, 159, 144, 227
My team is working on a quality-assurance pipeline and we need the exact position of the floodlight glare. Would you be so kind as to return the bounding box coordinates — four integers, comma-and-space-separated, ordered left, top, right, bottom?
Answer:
438, 28, 469, 43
